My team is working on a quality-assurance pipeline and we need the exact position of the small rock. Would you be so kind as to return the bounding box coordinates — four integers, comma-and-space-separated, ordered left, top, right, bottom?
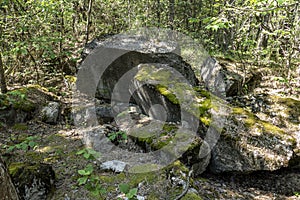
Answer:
100, 160, 126, 172
40, 102, 60, 124
136, 195, 145, 200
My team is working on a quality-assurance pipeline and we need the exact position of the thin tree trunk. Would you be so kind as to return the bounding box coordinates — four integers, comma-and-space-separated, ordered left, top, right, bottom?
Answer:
85, 0, 93, 45
0, 8, 8, 94
0, 156, 20, 200
156, 0, 161, 25
0, 53, 8, 94
169, 0, 175, 29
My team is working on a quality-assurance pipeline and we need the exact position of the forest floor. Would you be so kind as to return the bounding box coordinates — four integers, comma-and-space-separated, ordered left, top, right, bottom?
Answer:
1, 69, 300, 200
1, 121, 300, 200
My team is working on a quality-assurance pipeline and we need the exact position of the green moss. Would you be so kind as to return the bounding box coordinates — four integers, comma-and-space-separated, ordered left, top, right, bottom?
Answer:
181, 192, 203, 200
165, 160, 189, 174
99, 175, 118, 183
232, 105, 292, 143
8, 162, 26, 176
135, 64, 217, 127
194, 88, 211, 98
135, 65, 172, 82
128, 171, 159, 187
26, 84, 49, 92
244, 116, 256, 127
148, 194, 160, 200
232, 107, 246, 115
12, 123, 28, 131
154, 140, 170, 149
64, 75, 77, 83
43, 156, 60, 163
261, 121, 285, 134
156, 85, 179, 104
128, 164, 162, 173
199, 99, 212, 114
46, 134, 67, 142
24, 151, 43, 162
200, 116, 211, 126
163, 124, 178, 132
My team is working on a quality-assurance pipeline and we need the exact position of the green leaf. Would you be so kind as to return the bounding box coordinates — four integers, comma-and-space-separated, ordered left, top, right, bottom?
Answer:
20, 143, 28, 150
87, 148, 101, 158
87, 148, 97, 155
28, 141, 36, 147
277, 0, 284, 5
78, 165, 93, 175
7, 146, 15, 152
77, 176, 88, 185
90, 189, 99, 196
76, 149, 86, 155
119, 183, 130, 194
188, 18, 200, 23
78, 169, 91, 176
108, 133, 117, 141
99, 187, 106, 194
122, 134, 127, 140
85, 164, 94, 173
27, 136, 37, 141
126, 188, 138, 198
83, 153, 91, 159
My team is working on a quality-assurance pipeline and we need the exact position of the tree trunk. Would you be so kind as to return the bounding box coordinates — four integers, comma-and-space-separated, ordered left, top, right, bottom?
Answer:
0, 156, 20, 200
0, 53, 8, 94
85, 0, 93, 45
156, 0, 161, 25
168, 0, 175, 29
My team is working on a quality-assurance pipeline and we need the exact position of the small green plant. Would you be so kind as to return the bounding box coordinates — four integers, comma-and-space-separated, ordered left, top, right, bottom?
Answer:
77, 164, 106, 197
2, 136, 39, 152
294, 192, 300, 197
7, 90, 26, 100
118, 183, 138, 200
77, 164, 94, 184
76, 148, 101, 160
108, 131, 127, 143
76, 148, 105, 197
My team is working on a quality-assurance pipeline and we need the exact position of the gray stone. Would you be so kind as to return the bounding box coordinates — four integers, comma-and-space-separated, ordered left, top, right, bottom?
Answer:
95, 104, 113, 123
100, 160, 126, 172
209, 107, 297, 173
40, 102, 60, 124
77, 33, 198, 103
201, 57, 243, 97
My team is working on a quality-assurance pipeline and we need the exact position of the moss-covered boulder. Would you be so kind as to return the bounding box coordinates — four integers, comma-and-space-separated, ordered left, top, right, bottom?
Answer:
0, 85, 57, 125
113, 110, 210, 175
209, 105, 297, 173
9, 162, 55, 200
78, 34, 197, 102
258, 95, 300, 168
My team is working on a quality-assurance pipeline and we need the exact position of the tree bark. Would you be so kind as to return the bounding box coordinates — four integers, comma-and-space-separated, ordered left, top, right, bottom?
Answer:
0, 156, 20, 200
0, 53, 8, 94
156, 0, 161, 25
85, 0, 93, 45
168, 0, 175, 29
